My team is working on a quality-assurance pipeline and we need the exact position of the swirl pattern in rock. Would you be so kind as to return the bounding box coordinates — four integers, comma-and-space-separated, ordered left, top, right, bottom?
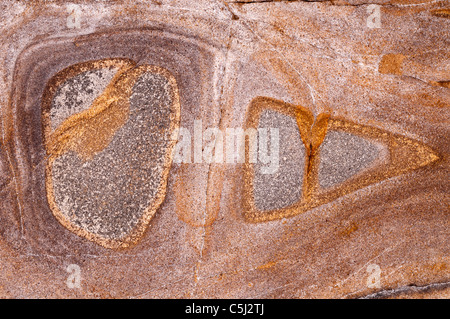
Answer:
43, 60, 180, 249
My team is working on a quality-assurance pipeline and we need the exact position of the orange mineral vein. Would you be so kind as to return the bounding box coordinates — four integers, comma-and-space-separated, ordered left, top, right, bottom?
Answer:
42, 58, 181, 249
243, 96, 440, 222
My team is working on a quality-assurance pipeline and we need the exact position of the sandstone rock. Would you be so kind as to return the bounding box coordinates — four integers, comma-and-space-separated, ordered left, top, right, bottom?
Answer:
0, 0, 448, 298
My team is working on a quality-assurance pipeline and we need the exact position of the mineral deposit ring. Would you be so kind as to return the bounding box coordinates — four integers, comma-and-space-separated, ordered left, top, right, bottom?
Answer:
42, 58, 181, 249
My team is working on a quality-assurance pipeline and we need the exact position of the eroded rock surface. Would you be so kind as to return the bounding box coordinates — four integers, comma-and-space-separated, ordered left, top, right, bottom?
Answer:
48, 64, 179, 248
0, 0, 448, 299
318, 130, 381, 189
253, 109, 305, 211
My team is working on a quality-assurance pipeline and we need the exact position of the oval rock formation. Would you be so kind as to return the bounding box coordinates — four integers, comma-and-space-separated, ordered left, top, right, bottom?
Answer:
42, 59, 180, 249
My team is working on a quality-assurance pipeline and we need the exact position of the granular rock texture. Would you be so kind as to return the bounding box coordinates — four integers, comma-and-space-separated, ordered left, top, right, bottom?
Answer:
50, 68, 117, 130
318, 130, 380, 189
253, 109, 305, 211
50, 70, 176, 244
0, 0, 448, 299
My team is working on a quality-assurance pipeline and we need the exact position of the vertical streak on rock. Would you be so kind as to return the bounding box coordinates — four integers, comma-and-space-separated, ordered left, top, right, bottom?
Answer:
0, 98, 24, 235
295, 108, 329, 199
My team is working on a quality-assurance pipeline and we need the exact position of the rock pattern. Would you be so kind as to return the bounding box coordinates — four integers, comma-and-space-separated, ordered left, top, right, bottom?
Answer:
44, 59, 180, 249
243, 96, 439, 222
0, 0, 448, 298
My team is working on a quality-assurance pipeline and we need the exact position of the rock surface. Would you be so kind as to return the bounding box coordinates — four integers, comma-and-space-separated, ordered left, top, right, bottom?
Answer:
0, 0, 448, 298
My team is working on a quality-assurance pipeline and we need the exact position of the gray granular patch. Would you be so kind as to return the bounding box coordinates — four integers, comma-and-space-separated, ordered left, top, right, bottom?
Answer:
50, 68, 117, 130
318, 130, 379, 189
253, 110, 305, 211
51, 72, 173, 240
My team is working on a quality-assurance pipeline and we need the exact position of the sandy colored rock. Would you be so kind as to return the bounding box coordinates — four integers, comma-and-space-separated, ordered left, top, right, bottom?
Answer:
0, 0, 448, 299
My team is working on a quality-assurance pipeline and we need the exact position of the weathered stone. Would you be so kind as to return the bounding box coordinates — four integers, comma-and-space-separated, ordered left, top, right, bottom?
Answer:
253, 109, 305, 211
47, 64, 179, 248
0, 0, 448, 299
318, 130, 380, 189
